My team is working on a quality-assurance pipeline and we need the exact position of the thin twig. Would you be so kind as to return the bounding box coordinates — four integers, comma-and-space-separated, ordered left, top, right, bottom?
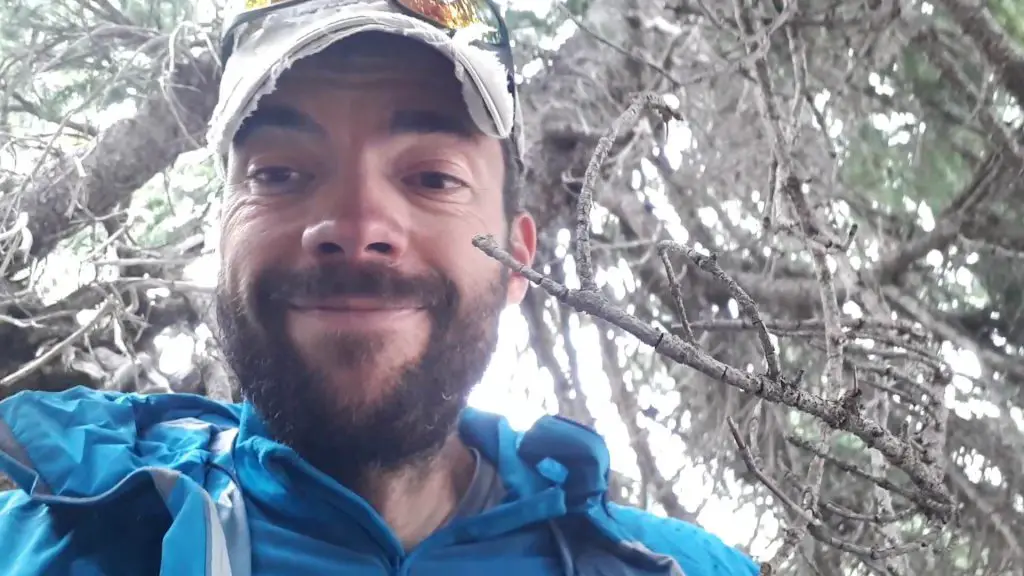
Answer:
657, 245, 696, 343
575, 93, 680, 292
473, 234, 953, 513
727, 416, 822, 528
659, 240, 781, 380
0, 297, 116, 388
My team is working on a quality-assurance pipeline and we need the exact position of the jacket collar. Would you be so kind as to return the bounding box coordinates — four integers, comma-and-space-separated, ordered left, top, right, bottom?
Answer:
232, 401, 614, 538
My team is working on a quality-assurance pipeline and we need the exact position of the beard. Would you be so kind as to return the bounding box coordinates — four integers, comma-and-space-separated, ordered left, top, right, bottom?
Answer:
215, 258, 508, 488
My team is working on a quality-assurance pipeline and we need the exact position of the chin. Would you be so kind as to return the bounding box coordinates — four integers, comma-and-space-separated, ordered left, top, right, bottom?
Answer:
291, 316, 429, 361
295, 336, 421, 397
320, 365, 410, 409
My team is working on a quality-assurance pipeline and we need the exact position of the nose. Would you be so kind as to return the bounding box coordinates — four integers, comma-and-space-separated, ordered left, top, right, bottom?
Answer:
300, 175, 408, 265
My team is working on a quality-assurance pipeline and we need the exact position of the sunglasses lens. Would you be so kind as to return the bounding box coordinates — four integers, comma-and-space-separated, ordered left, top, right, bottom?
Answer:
242, 0, 292, 8
395, 0, 503, 43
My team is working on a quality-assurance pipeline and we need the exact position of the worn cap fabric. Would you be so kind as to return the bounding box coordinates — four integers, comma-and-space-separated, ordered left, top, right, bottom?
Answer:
206, 0, 523, 161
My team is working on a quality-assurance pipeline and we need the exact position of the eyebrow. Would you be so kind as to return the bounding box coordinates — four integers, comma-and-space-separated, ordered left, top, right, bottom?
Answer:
233, 105, 327, 147
389, 109, 475, 139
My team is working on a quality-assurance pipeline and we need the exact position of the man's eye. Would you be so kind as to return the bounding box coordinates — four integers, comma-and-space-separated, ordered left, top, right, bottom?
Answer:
246, 167, 307, 193
250, 167, 298, 184
405, 171, 466, 191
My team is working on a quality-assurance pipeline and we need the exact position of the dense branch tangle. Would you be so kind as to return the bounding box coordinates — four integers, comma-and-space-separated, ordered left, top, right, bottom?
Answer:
473, 92, 952, 574
477, 1, 973, 573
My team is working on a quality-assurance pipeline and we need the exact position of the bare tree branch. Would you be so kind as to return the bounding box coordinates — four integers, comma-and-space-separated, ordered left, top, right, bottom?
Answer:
933, 0, 1024, 105
1, 52, 219, 261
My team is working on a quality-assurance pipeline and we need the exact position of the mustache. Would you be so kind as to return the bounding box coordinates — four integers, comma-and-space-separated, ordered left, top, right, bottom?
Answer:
254, 260, 455, 309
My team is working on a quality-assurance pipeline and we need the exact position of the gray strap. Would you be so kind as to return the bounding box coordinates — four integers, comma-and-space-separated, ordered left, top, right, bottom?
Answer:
0, 417, 52, 495
208, 428, 252, 576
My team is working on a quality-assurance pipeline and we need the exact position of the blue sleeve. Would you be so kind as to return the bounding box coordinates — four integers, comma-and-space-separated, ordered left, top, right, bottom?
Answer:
0, 487, 169, 576
607, 503, 760, 575
0, 490, 70, 575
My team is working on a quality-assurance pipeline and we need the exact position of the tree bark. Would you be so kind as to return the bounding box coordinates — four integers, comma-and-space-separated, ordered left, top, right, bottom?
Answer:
2, 54, 220, 262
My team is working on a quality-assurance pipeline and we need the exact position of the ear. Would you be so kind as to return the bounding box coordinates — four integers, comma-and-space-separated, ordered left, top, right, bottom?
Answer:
505, 212, 537, 305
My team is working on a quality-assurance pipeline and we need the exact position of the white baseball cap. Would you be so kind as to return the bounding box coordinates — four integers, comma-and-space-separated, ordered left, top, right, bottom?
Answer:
207, 0, 524, 161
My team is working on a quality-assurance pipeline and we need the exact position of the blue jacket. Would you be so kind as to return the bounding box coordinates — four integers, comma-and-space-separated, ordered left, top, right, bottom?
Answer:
0, 386, 759, 575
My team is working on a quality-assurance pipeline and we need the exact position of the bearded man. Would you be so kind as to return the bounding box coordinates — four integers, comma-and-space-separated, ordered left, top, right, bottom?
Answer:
0, 1, 758, 574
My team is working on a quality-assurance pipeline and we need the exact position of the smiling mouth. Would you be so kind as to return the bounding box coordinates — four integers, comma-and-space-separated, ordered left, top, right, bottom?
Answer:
288, 297, 423, 313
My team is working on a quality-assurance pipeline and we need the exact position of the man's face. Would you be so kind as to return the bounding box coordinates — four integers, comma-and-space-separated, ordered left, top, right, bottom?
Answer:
215, 34, 536, 481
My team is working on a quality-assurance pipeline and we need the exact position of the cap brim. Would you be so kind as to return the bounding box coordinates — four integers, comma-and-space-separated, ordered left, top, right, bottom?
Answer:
207, 6, 518, 159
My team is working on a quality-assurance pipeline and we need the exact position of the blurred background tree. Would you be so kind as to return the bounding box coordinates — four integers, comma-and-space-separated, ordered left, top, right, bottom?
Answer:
1, 1, 1022, 574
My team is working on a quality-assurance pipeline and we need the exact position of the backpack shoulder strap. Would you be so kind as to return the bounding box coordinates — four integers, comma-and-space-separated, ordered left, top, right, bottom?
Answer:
206, 427, 252, 576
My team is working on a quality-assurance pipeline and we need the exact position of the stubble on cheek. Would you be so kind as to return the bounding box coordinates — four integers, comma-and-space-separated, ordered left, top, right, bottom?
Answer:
219, 195, 298, 313
218, 195, 257, 292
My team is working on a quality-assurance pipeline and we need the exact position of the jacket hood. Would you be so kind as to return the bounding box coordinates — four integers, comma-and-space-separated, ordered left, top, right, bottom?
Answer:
0, 386, 611, 510
0, 386, 244, 500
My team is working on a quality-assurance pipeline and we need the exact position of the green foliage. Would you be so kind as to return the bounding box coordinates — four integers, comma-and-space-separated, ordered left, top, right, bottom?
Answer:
839, 44, 983, 218
120, 0, 198, 30
505, 8, 549, 31
990, 0, 1024, 45
0, 0, 206, 138
504, 0, 589, 50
